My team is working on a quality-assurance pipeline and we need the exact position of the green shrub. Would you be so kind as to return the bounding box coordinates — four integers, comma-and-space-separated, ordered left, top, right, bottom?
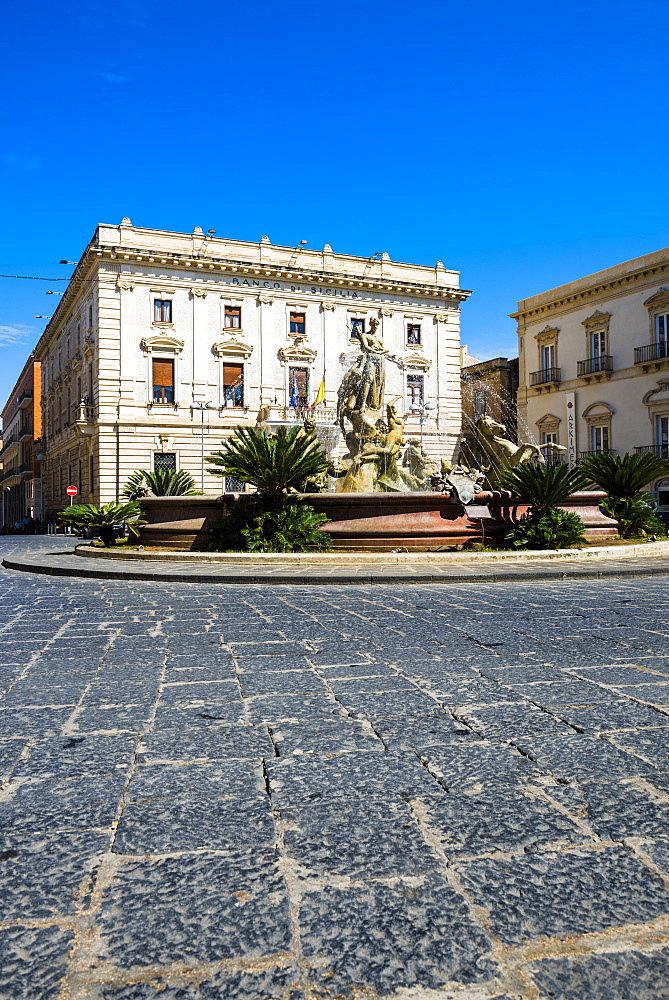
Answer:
211, 497, 332, 553
601, 496, 667, 539
122, 468, 200, 500
505, 507, 586, 550
499, 462, 589, 509
57, 501, 146, 547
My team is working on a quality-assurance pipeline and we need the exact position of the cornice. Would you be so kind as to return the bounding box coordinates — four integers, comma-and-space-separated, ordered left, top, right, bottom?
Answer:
511, 262, 669, 325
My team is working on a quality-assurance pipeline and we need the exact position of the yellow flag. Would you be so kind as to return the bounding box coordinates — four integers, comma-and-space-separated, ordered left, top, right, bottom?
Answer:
313, 376, 326, 406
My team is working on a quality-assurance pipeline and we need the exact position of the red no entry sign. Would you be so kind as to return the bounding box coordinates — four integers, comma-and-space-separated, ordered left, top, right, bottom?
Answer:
66, 486, 78, 496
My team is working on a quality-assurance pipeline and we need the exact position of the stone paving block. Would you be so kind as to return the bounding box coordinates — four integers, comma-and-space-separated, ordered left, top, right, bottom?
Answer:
238, 670, 328, 697
12, 734, 136, 780
456, 703, 574, 739
82, 679, 159, 706
126, 760, 265, 802
515, 733, 659, 782
68, 705, 153, 734
0, 773, 125, 834
460, 845, 669, 946
247, 694, 345, 724
480, 663, 572, 684
546, 777, 669, 840
0, 706, 75, 737
426, 679, 524, 706
610, 682, 669, 703
153, 702, 247, 728
566, 663, 669, 684
528, 947, 669, 1000
158, 680, 241, 708
138, 724, 274, 762
555, 700, 669, 732
0, 738, 26, 775
608, 729, 669, 770
95, 965, 303, 999
1, 681, 84, 707
419, 743, 550, 791
98, 849, 291, 968
271, 718, 383, 755
336, 688, 448, 719
512, 681, 619, 706
328, 675, 416, 694
114, 795, 276, 854
0, 829, 107, 918
373, 716, 473, 750
298, 874, 497, 996
422, 787, 587, 857
268, 751, 440, 803
0, 923, 74, 1000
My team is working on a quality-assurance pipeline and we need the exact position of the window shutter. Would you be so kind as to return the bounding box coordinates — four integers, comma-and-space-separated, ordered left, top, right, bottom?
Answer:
152, 359, 174, 386
223, 364, 243, 385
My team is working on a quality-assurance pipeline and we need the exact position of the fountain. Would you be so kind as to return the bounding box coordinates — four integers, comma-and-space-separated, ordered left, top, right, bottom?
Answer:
138, 320, 616, 550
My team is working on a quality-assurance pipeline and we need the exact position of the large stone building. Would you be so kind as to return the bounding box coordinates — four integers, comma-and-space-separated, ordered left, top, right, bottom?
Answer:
34, 221, 469, 516
0, 357, 42, 527
514, 246, 669, 503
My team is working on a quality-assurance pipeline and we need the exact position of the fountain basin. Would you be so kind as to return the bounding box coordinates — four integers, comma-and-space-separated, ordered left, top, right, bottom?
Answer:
138, 492, 616, 551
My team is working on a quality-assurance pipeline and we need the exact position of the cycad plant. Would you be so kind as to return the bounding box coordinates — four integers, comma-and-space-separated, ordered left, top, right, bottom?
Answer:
579, 452, 669, 537
207, 425, 330, 504
57, 501, 146, 547
122, 468, 200, 500
207, 426, 332, 552
499, 462, 590, 549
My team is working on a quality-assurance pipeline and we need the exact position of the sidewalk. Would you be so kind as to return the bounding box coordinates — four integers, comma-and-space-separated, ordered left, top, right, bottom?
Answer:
2, 538, 668, 585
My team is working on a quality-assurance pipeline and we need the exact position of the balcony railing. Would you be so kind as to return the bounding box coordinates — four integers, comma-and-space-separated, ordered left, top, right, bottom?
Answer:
17, 391, 32, 408
635, 342, 669, 365
579, 449, 616, 460
543, 452, 567, 465
530, 367, 561, 387
634, 444, 669, 460
72, 401, 95, 422
577, 355, 613, 376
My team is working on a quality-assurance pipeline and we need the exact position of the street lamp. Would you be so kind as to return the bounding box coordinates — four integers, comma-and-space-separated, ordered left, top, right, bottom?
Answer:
410, 400, 435, 448
190, 402, 213, 491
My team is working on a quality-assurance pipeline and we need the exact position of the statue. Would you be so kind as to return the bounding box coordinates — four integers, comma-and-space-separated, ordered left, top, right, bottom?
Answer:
401, 439, 436, 491
475, 415, 545, 469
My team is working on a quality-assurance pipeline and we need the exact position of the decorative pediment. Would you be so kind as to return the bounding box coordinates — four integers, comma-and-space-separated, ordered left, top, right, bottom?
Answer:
140, 334, 185, 355
582, 400, 615, 424
643, 288, 669, 310
536, 412, 561, 428
643, 379, 669, 405
212, 337, 253, 360
278, 343, 317, 364
396, 352, 432, 371
582, 309, 611, 328
535, 324, 559, 342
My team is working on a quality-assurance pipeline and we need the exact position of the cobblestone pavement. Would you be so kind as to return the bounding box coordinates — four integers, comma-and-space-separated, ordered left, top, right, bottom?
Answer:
3, 539, 669, 999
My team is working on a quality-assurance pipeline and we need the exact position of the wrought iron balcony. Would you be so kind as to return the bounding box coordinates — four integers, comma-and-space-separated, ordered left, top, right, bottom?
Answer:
530, 367, 561, 387
543, 452, 567, 465
577, 355, 613, 377
579, 449, 616, 460
635, 342, 669, 365
634, 444, 669, 460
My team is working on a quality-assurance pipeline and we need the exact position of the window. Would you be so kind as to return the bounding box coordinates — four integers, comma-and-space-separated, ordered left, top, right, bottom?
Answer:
78, 460, 82, 492
407, 374, 424, 408
289, 367, 309, 409
224, 305, 241, 329
290, 312, 305, 335
152, 358, 174, 404
350, 318, 365, 339
541, 343, 555, 371
154, 452, 177, 472
52, 470, 56, 497
59, 468, 64, 496
89, 455, 94, 493
474, 389, 487, 420
591, 330, 606, 358
88, 305, 93, 328
225, 476, 245, 492
154, 299, 172, 323
407, 324, 421, 346
656, 314, 669, 356
657, 415, 669, 459
223, 364, 244, 407
591, 425, 610, 453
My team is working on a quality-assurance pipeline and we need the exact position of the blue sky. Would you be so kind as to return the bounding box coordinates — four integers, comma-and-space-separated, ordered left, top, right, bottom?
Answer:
2, 0, 669, 406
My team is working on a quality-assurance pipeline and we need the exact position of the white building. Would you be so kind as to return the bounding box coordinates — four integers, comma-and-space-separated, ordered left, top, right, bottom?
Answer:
514, 246, 669, 504
36, 221, 470, 514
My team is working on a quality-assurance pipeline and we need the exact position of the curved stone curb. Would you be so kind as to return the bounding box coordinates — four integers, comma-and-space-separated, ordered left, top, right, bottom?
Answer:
3, 550, 669, 585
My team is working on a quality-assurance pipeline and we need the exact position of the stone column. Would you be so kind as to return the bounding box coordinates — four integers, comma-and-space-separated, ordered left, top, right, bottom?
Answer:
191, 287, 208, 403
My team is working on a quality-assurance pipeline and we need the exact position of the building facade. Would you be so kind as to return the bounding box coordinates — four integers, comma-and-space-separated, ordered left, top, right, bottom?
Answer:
514, 246, 669, 502
0, 358, 42, 527
35, 221, 470, 517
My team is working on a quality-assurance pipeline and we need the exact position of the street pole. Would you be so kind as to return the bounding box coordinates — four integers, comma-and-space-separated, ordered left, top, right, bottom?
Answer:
190, 402, 213, 492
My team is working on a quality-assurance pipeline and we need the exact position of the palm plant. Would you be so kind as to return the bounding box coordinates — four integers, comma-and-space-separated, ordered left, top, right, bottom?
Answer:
579, 452, 669, 537
499, 463, 590, 550
207, 425, 330, 505
57, 501, 146, 547
499, 462, 590, 510
122, 468, 199, 500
